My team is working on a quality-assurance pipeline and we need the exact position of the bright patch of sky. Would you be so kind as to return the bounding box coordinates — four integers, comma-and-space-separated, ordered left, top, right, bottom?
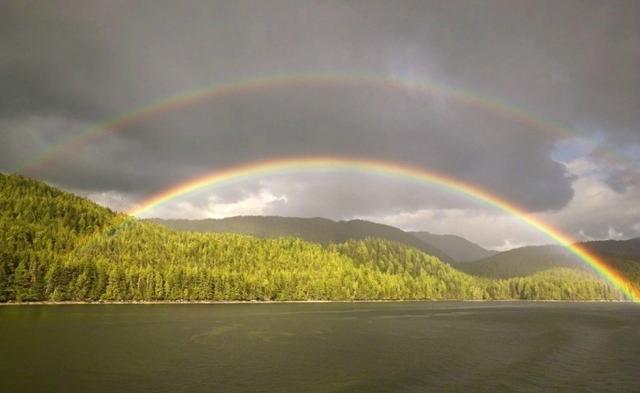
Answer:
551, 135, 603, 163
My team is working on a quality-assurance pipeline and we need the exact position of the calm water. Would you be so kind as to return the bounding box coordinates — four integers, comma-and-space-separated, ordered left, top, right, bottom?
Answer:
1, 302, 639, 393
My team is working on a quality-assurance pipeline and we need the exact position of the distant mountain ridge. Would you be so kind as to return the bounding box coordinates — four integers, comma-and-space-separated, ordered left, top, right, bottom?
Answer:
410, 231, 497, 263
457, 245, 577, 278
150, 216, 455, 264
457, 238, 640, 283
582, 238, 640, 260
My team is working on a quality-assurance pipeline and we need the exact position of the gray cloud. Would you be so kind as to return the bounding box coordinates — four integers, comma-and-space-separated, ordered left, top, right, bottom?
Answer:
1, 0, 639, 241
3, 85, 576, 210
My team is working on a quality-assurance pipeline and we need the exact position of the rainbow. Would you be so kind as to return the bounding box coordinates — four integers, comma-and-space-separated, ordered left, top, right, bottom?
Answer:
126, 156, 639, 302
18, 73, 639, 177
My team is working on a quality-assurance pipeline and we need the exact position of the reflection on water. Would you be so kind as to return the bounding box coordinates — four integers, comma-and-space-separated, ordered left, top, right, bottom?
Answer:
1, 302, 639, 393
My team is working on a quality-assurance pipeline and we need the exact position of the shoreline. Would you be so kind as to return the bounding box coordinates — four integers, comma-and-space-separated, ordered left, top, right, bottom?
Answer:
0, 299, 634, 305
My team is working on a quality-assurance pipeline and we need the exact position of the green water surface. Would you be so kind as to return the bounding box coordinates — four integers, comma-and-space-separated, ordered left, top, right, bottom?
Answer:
1, 302, 638, 392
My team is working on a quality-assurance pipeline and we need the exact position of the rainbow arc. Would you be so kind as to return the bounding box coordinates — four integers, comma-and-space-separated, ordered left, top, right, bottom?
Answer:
18, 74, 639, 178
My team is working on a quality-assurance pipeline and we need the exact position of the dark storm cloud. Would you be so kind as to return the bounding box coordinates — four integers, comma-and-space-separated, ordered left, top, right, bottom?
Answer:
0, 3, 116, 119
391, 0, 640, 144
7, 85, 576, 211
1, 0, 638, 236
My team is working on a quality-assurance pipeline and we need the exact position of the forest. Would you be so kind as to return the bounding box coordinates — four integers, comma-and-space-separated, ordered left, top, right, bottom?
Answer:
0, 173, 628, 302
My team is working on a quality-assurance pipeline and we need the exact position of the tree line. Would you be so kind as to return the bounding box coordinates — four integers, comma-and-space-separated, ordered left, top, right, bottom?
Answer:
0, 174, 625, 302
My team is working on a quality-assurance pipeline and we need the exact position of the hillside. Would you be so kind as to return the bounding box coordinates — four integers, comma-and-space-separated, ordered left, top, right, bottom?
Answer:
150, 216, 455, 264
457, 240, 640, 285
410, 231, 497, 263
0, 173, 627, 302
457, 245, 579, 278
0, 173, 121, 301
582, 238, 640, 260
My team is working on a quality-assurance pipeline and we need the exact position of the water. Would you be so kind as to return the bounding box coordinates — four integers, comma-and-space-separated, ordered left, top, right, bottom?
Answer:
1, 302, 639, 393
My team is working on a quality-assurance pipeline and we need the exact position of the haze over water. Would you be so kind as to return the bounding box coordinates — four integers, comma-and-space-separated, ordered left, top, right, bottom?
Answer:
1, 302, 638, 393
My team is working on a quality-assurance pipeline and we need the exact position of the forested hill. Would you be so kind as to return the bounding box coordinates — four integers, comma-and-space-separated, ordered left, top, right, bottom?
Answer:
150, 216, 454, 264
457, 245, 579, 278
410, 231, 497, 263
457, 240, 640, 286
0, 173, 117, 266
0, 173, 626, 302
583, 238, 640, 261
0, 173, 120, 301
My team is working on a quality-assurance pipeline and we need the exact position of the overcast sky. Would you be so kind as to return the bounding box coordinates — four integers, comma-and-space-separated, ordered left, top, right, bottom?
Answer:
1, 0, 639, 249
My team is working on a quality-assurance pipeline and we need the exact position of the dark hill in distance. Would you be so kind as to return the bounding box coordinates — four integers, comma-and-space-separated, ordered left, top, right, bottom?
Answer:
457, 245, 578, 278
150, 216, 455, 264
410, 231, 497, 263
457, 238, 640, 284
582, 238, 640, 261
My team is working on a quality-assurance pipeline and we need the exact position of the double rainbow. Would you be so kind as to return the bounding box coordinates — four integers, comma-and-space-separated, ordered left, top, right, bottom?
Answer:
127, 156, 639, 302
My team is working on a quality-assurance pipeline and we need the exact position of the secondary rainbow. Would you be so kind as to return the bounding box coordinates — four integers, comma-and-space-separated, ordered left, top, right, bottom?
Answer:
127, 156, 639, 302
18, 73, 639, 178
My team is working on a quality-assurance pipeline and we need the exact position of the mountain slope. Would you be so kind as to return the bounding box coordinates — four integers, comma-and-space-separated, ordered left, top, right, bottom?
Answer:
458, 239, 640, 285
0, 173, 119, 301
457, 245, 578, 278
582, 238, 640, 260
150, 216, 455, 264
410, 231, 497, 263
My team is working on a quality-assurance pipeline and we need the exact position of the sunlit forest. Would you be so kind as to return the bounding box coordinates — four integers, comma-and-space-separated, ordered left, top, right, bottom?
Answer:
0, 174, 624, 302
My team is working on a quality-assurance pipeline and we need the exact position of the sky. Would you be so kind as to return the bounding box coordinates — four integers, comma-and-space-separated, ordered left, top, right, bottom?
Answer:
1, 0, 639, 250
